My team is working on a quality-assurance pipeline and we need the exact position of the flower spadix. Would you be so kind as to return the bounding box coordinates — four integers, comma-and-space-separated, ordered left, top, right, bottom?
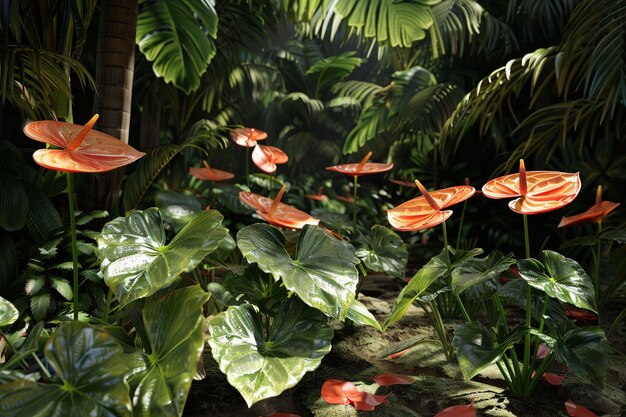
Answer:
239, 184, 319, 229
189, 161, 235, 181
326, 151, 393, 177
387, 180, 475, 231
24, 114, 145, 173
558, 185, 619, 227
482, 159, 581, 215
230, 127, 267, 147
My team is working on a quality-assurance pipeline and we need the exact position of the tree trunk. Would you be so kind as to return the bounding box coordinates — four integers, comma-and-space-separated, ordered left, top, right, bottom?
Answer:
87, 0, 138, 213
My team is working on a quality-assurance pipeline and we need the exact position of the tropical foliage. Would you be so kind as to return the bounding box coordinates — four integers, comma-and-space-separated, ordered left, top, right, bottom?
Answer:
0, 0, 624, 415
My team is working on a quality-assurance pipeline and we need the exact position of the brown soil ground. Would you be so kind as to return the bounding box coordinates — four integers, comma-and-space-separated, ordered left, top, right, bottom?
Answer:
184, 275, 626, 417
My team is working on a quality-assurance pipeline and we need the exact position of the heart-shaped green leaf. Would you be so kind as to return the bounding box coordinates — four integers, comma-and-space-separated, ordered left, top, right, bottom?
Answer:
224, 265, 288, 314
0, 322, 132, 417
553, 327, 607, 387
0, 296, 18, 327
155, 189, 202, 232
452, 251, 516, 295
98, 208, 228, 306
354, 225, 408, 278
517, 250, 597, 313
136, 0, 218, 93
452, 322, 525, 380
132, 285, 209, 417
208, 299, 333, 406
237, 224, 359, 320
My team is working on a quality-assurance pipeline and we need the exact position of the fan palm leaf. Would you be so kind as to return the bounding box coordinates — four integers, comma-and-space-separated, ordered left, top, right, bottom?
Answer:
136, 0, 218, 94
440, 0, 626, 170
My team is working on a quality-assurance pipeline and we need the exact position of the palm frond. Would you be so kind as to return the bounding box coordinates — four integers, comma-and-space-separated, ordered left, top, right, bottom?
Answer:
507, 0, 581, 43
333, 80, 383, 108
305, 51, 364, 98
0, 46, 96, 119
136, 0, 218, 93
122, 133, 214, 211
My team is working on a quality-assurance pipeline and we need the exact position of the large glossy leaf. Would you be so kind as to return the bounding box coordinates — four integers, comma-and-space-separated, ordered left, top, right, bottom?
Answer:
346, 298, 382, 331
155, 190, 202, 233
0, 296, 18, 327
237, 224, 360, 320
517, 250, 597, 313
136, 0, 218, 93
546, 327, 607, 388
98, 208, 227, 306
354, 225, 408, 279
452, 251, 516, 295
132, 286, 209, 417
334, 0, 439, 48
0, 322, 132, 417
452, 322, 525, 380
208, 299, 333, 406
223, 265, 288, 315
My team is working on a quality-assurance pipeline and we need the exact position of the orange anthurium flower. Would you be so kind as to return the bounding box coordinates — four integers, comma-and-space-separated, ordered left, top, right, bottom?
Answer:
482, 159, 581, 215
24, 114, 145, 173
387, 180, 475, 231
230, 127, 267, 147
565, 400, 598, 417
305, 187, 328, 201
252, 144, 288, 173
390, 178, 417, 188
434, 400, 475, 417
326, 151, 393, 177
239, 184, 319, 229
558, 185, 620, 227
189, 161, 235, 181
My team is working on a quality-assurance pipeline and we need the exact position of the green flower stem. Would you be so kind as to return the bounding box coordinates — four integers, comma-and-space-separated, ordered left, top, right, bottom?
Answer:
103, 288, 113, 323
245, 147, 250, 188
67, 172, 80, 321
527, 351, 555, 395
594, 221, 602, 316
418, 300, 453, 361
456, 200, 468, 250
522, 214, 532, 385
352, 175, 358, 235
442, 221, 471, 322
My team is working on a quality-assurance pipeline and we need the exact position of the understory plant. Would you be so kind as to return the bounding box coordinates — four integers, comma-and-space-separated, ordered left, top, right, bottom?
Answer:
385, 160, 608, 397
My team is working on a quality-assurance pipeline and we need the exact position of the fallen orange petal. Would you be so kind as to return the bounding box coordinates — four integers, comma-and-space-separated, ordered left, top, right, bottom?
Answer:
565, 308, 597, 323
320, 379, 354, 405
434, 400, 476, 417
565, 400, 598, 417
372, 373, 415, 386
387, 348, 410, 359
542, 373, 565, 386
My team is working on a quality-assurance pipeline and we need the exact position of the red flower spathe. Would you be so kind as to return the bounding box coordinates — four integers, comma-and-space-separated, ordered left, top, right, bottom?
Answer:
482, 159, 581, 215
387, 180, 475, 231
24, 115, 145, 173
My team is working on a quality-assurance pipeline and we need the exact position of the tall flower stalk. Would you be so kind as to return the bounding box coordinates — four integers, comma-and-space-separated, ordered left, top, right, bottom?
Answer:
24, 115, 145, 320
